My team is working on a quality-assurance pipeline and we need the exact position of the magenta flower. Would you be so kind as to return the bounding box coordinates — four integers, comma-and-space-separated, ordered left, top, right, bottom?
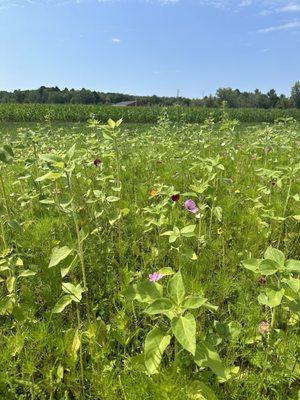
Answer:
184, 199, 199, 214
148, 272, 164, 282
94, 158, 102, 167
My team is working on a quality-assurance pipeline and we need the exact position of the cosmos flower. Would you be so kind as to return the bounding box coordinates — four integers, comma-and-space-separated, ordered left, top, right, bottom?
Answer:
171, 193, 180, 202
184, 199, 199, 214
148, 272, 164, 282
94, 158, 102, 166
258, 320, 270, 335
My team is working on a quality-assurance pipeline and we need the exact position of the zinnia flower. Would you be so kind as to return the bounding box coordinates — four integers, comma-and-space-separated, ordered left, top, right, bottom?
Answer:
184, 199, 199, 214
94, 158, 102, 166
148, 272, 164, 282
258, 320, 270, 335
171, 193, 180, 202
150, 188, 158, 197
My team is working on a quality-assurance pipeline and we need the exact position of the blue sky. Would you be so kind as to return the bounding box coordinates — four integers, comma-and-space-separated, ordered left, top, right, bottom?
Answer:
0, 0, 299, 98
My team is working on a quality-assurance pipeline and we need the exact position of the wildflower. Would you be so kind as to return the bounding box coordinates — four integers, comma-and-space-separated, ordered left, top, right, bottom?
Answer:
48, 147, 53, 152
150, 188, 158, 197
184, 199, 199, 214
258, 276, 267, 286
217, 227, 223, 235
148, 272, 164, 282
171, 193, 180, 202
258, 320, 270, 335
270, 179, 276, 187
94, 158, 102, 166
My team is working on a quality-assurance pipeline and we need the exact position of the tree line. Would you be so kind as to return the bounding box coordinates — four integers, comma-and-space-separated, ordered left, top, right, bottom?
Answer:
0, 82, 300, 108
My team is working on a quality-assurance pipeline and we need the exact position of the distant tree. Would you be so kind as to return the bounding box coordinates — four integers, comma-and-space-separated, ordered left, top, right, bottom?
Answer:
291, 81, 300, 108
267, 89, 279, 108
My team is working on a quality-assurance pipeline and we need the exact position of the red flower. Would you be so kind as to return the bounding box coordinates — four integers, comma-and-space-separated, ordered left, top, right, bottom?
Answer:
94, 158, 102, 166
171, 193, 180, 202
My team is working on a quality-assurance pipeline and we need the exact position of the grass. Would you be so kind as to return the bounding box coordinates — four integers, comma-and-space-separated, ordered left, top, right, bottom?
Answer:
0, 115, 299, 400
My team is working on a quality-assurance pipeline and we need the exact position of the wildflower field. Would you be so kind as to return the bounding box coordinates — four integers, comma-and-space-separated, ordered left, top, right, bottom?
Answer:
0, 113, 299, 400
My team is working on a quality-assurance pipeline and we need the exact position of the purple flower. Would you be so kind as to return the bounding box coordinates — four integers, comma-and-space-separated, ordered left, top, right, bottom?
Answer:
184, 199, 199, 214
148, 272, 164, 282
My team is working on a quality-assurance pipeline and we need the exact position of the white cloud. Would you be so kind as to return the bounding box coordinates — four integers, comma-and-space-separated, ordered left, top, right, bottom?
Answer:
112, 37, 121, 43
278, 3, 300, 12
259, 20, 300, 32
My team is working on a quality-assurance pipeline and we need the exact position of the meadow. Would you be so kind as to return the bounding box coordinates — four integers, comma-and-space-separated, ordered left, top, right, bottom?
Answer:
0, 111, 299, 400
1, 103, 300, 123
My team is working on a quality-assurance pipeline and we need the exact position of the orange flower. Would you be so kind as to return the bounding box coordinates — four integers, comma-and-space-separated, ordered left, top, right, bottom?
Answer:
150, 188, 158, 197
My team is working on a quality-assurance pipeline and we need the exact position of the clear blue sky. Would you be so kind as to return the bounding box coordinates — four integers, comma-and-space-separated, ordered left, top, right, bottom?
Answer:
0, 0, 299, 98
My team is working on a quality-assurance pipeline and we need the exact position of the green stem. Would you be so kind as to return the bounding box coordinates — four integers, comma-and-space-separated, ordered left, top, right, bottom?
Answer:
0, 171, 11, 220
277, 177, 292, 248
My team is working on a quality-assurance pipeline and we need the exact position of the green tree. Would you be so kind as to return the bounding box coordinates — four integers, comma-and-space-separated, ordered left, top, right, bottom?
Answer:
291, 81, 300, 108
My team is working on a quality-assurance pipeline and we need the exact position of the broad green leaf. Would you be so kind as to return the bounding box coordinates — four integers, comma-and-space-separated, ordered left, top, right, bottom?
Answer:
259, 259, 279, 276
188, 380, 219, 400
52, 295, 73, 313
107, 118, 116, 128
194, 341, 228, 380
36, 171, 63, 182
62, 282, 84, 302
18, 270, 36, 277
183, 295, 207, 310
123, 281, 163, 303
144, 328, 171, 375
282, 277, 300, 293
171, 313, 196, 355
40, 153, 64, 163
286, 259, 300, 273
48, 246, 73, 268
241, 259, 261, 273
67, 329, 81, 359
66, 144, 75, 160
168, 272, 185, 305
264, 246, 285, 266
6, 276, 15, 293
258, 288, 285, 308
181, 225, 196, 235
157, 267, 174, 276
145, 298, 173, 316
292, 215, 300, 221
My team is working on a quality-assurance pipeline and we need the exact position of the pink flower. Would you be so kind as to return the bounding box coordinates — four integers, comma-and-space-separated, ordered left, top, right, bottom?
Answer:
148, 272, 164, 282
184, 199, 199, 214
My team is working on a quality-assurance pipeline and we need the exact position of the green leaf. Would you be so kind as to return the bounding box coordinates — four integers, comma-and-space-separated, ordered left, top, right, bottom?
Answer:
241, 259, 261, 273
282, 277, 300, 293
183, 295, 207, 310
188, 381, 219, 400
258, 288, 285, 308
62, 282, 84, 303
107, 118, 116, 128
168, 272, 185, 305
36, 171, 63, 182
171, 313, 196, 355
3, 144, 14, 157
123, 281, 163, 303
18, 270, 36, 278
157, 267, 174, 276
194, 341, 228, 380
7, 220, 22, 232
145, 298, 173, 316
48, 246, 73, 268
144, 328, 171, 375
286, 259, 300, 273
52, 295, 73, 313
180, 224, 196, 236
264, 246, 285, 266
259, 259, 279, 276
